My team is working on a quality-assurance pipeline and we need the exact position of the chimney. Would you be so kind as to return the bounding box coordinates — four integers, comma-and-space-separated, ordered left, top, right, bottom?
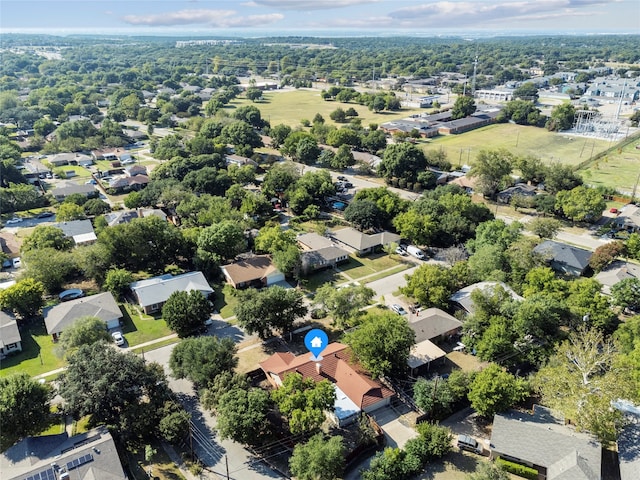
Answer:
315, 362, 322, 375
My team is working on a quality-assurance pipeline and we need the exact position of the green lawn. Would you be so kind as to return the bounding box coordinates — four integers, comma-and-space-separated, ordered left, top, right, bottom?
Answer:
120, 303, 174, 346
301, 268, 349, 293
579, 137, 640, 194
228, 89, 425, 129
421, 123, 610, 168
211, 284, 241, 319
0, 321, 66, 378
339, 253, 403, 280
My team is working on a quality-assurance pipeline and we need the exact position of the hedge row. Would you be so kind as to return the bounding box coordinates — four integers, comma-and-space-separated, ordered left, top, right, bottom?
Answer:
495, 457, 538, 479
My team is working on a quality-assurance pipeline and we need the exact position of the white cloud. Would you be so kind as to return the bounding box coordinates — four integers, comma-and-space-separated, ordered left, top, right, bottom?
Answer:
313, 0, 619, 28
121, 9, 283, 27
251, 0, 380, 10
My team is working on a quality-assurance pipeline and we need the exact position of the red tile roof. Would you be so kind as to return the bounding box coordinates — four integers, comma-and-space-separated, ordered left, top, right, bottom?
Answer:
260, 343, 394, 410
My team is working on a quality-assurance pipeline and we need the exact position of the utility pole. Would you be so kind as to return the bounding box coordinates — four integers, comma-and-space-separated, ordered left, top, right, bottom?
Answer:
471, 55, 478, 96
225, 455, 230, 480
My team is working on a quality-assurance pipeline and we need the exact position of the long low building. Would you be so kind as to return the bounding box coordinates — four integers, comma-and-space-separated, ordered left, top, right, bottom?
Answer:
130, 271, 214, 314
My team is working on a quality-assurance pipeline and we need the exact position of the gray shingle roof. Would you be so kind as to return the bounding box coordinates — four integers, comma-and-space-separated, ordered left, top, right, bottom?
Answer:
595, 260, 640, 295
491, 407, 601, 480
331, 228, 400, 252
450, 281, 523, 314
0, 311, 21, 348
52, 219, 95, 238
44, 292, 121, 335
130, 271, 213, 308
534, 240, 593, 275
297, 232, 335, 251
408, 307, 462, 343
0, 426, 126, 480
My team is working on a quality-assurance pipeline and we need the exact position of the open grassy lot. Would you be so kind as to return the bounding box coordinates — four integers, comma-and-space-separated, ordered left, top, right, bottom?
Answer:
423, 123, 610, 168
211, 284, 241, 319
120, 303, 174, 346
0, 321, 65, 378
579, 136, 640, 194
228, 89, 424, 128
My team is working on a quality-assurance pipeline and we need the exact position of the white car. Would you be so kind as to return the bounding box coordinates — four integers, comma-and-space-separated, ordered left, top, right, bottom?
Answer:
5, 217, 22, 225
391, 304, 407, 315
12, 257, 21, 269
111, 331, 125, 346
453, 341, 466, 352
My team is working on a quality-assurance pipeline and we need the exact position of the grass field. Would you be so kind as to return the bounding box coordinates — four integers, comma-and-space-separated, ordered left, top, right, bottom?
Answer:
0, 321, 66, 378
579, 135, 640, 194
340, 253, 405, 280
228, 89, 424, 128
422, 123, 610, 168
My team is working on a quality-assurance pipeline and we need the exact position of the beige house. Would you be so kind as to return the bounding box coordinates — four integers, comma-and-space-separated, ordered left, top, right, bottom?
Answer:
221, 255, 285, 289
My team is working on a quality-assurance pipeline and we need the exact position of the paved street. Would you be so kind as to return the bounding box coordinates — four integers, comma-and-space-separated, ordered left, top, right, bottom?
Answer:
144, 343, 284, 480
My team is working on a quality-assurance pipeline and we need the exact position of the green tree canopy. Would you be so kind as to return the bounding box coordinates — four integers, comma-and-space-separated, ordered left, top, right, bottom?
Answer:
378, 142, 427, 183
468, 149, 514, 199
555, 186, 605, 223
216, 386, 271, 445
234, 286, 307, 340
21, 225, 73, 253
162, 290, 213, 338
169, 336, 237, 387
103, 268, 134, 301
59, 316, 112, 357
451, 95, 476, 119
313, 283, 375, 328
401, 264, 457, 309
289, 433, 346, 480
343, 312, 415, 378
468, 364, 528, 418
272, 372, 336, 435
0, 373, 52, 451
0, 278, 45, 319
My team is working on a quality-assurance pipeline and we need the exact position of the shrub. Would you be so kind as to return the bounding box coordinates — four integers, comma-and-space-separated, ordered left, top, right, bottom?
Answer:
495, 457, 538, 479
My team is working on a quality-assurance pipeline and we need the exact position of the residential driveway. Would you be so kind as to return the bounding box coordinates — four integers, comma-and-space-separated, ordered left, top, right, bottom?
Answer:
370, 406, 419, 449
441, 407, 491, 454
365, 265, 417, 299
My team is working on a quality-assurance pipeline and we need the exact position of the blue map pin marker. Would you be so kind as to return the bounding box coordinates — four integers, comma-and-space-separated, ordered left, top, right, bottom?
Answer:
304, 329, 328, 361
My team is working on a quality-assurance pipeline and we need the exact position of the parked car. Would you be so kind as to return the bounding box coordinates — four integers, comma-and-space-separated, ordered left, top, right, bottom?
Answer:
391, 304, 407, 315
457, 434, 483, 454
453, 341, 466, 352
337, 175, 347, 181
344, 182, 354, 188
406, 245, 425, 259
37, 211, 55, 218
12, 257, 21, 268
395, 246, 407, 255
111, 331, 125, 346
5, 217, 22, 225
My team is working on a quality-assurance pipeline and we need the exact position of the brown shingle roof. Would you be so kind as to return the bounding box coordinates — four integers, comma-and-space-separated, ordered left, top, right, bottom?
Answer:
221, 255, 279, 285
260, 343, 394, 410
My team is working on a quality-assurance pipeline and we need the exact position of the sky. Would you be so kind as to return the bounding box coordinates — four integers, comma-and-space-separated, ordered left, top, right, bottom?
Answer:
1, 0, 639, 36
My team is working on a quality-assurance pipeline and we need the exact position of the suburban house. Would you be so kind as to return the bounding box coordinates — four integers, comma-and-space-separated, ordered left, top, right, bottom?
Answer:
125, 165, 147, 177
490, 406, 602, 480
44, 292, 122, 342
51, 183, 98, 202
0, 311, 22, 357
52, 219, 97, 246
260, 342, 394, 426
108, 175, 150, 191
297, 232, 350, 273
225, 154, 259, 167
595, 260, 640, 295
0, 426, 126, 480
220, 255, 285, 289
534, 240, 593, 277
49, 152, 93, 167
330, 227, 401, 256
449, 175, 477, 194
407, 308, 462, 374
130, 271, 214, 314
450, 281, 523, 315
613, 204, 640, 233
104, 208, 168, 227
496, 183, 538, 204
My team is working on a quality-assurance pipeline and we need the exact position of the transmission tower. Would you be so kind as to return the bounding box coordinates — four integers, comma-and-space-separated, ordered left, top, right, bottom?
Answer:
471, 55, 478, 95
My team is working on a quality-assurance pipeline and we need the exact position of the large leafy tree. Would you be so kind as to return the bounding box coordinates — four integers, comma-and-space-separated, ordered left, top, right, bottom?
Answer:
21, 225, 73, 252
261, 161, 300, 199
272, 373, 336, 435
611, 278, 640, 312
555, 186, 606, 223
589, 240, 625, 272
216, 387, 271, 445
313, 284, 375, 328
58, 342, 170, 445
234, 286, 307, 339
21, 248, 77, 293
467, 364, 528, 418
59, 316, 112, 357
546, 103, 575, 131
162, 290, 213, 338
103, 268, 134, 301
169, 336, 237, 387
343, 312, 415, 378
196, 220, 246, 263
533, 325, 637, 442
527, 217, 562, 239
289, 433, 345, 480
378, 142, 427, 183
401, 264, 456, 309
200, 372, 250, 413
254, 224, 297, 254
451, 95, 476, 119
468, 149, 514, 199
0, 373, 51, 451
343, 199, 384, 231
0, 278, 45, 319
